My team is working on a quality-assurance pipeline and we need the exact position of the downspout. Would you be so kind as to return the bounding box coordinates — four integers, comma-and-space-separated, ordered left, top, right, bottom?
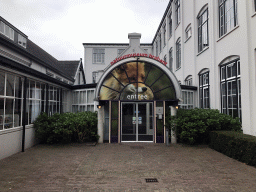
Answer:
22, 77, 27, 152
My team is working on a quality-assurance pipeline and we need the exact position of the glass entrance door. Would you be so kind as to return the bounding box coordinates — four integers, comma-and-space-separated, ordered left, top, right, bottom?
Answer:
121, 102, 153, 142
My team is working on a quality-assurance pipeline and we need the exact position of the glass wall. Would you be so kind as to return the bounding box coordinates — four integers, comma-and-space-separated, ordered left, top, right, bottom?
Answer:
72, 89, 95, 112
0, 71, 23, 130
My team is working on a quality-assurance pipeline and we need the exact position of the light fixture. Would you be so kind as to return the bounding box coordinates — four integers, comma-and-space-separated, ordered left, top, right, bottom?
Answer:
97, 105, 102, 109
175, 106, 179, 109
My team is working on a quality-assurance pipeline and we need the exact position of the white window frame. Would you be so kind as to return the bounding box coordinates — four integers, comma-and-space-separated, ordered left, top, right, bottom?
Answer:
198, 8, 209, 52
0, 21, 14, 41
176, 38, 181, 70
72, 89, 96, 112
199, 71, 210, 109
180, 90, 194, 109
93, 48, 105, 64
219, 0, 238, 37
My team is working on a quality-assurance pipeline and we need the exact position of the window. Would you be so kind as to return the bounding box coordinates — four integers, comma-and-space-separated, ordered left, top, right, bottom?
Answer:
93, 48, 105, 64
18, 34, 27, 48
199, 71, 210, 109
26, 80, 47, 123
159, 33, 162, 52
156, 41, 158, 56
185, 76, 192, 86
0, 72, 23, 130
169, 11, 173, 37
180, 90, 194, 109
163, 23, 166, 47
176, 38, 181, 70
169, 48, 173, 71
175, 0, 181, 26
198, 9, 209, 52
220, 59, 241, 120
164, 55, 167, 63
219, 0, 238, 37
47, 86, 60, 117
72, 89, 95, 112
185, 25, 192, 40
117, 49, 125, 56
0, 21, 14, 40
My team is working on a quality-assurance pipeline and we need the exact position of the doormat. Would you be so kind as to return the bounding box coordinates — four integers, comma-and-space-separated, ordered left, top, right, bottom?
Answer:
145, 178, 158, 183
130, 146, 145, 149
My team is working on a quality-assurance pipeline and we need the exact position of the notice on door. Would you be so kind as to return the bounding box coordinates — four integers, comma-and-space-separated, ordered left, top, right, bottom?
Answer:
138, 117, 142, 121
138, 121, 142, 124
132, 120, 136, 124
133, 117, 136, 121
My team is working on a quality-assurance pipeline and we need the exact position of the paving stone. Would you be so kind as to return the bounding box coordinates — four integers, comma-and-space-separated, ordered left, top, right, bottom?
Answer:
0, 143, 256, 191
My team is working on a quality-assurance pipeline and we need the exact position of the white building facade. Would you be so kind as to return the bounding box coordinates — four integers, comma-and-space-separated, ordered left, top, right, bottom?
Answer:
83, 0, 256, 138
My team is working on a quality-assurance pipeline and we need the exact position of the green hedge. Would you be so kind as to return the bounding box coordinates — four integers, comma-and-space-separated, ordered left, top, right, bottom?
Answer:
166, 108, 242, 145
34, 111, 99, 144
209, 131, 256, 167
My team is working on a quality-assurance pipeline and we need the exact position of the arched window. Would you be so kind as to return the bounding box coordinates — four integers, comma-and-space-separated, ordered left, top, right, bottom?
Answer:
185, 75, 192, 86
185, 24, 192, 41
197, 4, 209, 52
219, 56, 241, 119
176, 38, 181, 70
198, 68, 210, 109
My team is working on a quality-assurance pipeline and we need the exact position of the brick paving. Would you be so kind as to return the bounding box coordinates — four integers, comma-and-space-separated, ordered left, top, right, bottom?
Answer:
0, 143, 256, 191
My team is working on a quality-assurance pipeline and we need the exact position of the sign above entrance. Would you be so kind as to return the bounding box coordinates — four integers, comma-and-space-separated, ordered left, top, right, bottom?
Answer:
111, 53, 167, 66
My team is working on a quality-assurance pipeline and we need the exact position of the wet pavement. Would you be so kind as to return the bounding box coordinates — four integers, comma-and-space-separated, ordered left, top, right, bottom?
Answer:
0, 143, 256, 191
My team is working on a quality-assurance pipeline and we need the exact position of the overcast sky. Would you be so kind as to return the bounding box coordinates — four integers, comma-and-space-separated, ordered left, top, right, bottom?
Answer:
0, 0, 169, 61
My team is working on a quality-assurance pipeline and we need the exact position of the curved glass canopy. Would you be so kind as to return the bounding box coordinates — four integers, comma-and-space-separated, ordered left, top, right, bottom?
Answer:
99, 61, 176, 101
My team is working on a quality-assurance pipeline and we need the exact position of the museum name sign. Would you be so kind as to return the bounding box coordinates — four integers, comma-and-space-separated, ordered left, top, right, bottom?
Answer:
111, 53, 167, 66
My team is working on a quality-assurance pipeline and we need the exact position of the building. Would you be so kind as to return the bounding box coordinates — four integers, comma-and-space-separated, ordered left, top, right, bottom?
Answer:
0, 16, 89, 160
1, 0, 256, 159
83, 0, 256, 143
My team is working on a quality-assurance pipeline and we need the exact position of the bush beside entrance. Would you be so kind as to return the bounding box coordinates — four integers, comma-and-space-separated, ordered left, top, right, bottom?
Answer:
34, 111, 99, 144
166, 108, 242, 145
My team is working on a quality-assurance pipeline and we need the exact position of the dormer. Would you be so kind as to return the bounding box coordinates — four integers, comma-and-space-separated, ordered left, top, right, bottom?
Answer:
0, 16, 28, 48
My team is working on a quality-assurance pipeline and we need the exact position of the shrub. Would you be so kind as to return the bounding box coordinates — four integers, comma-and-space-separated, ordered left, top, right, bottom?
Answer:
209, 131, 256, 167
34, 111, 99, 144
167, 108, 242, 145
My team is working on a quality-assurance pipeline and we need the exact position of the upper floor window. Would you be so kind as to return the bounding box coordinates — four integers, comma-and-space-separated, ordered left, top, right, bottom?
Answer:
185, 24, 192, 41
159, 33, 162, 52
164, 55, 167, 63
176, 38, 181, 70
175, 0, 181, 26
198, 8, 209, 52
18, 34, 27, 48
156, 41, 158, 56
163, 23, 166, 47
117, 49, 125, 56
219, 0, 238, 37
169, 48, 173, 71
93, 48, 105, 64
169, 11, 173, 37
0, 21, 14, 41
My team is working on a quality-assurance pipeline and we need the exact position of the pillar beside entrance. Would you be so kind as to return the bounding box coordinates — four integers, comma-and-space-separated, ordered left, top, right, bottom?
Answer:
98, 106, 104, 143
170, 106, 177, 144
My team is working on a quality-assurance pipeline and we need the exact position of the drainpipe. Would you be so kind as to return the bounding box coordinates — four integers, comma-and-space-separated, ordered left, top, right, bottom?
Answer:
22, 77, 27, 152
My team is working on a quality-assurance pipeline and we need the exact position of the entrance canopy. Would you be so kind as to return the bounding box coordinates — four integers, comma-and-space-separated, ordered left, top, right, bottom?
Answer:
95, 56, 181, 102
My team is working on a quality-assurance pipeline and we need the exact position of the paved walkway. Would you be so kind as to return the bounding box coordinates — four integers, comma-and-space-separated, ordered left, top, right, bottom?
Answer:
0, 143, 256, 192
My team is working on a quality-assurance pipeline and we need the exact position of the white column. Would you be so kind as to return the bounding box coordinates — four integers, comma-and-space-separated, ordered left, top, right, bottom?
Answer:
98, 106, 104, 143
170, 106, 177, 144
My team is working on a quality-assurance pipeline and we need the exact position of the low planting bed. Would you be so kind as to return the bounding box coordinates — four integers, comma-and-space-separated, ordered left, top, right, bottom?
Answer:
209, 131, 256, 167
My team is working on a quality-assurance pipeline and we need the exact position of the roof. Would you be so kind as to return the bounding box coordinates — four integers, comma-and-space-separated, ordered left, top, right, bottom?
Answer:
58, 60, 81, 79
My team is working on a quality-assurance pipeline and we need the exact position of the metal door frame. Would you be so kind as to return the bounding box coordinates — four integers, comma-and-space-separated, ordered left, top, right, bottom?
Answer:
121, 102, 153, 142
